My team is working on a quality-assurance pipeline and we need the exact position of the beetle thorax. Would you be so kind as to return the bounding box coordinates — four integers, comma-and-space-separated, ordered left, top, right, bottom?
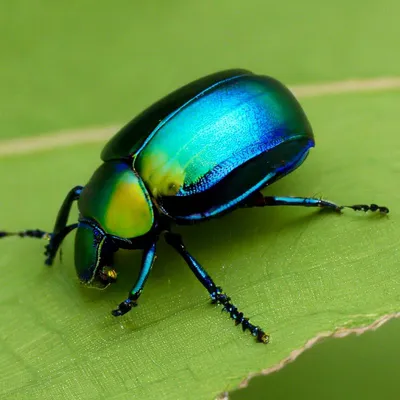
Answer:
78, 161, 154, 239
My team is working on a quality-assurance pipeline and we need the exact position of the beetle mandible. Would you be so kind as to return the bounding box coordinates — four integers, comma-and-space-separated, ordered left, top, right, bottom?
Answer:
1, 69, 389, 344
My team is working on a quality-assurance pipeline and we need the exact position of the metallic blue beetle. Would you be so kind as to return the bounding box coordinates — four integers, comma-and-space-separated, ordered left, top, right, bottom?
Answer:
1, 69, 389, 344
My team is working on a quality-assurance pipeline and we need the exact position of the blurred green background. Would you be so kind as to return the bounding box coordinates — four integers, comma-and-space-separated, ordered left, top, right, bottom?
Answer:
0, 1, 399, 399
1, 0, 399, 140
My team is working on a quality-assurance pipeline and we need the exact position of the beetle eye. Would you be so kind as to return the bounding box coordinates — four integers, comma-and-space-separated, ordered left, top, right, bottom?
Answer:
99, 266, 118, 283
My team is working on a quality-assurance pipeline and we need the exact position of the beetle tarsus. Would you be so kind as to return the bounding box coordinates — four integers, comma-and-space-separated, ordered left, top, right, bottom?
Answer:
344, 204, 389, 214
112, 299, 138, 317
0, 229, 51, 240
211, 286, 269, 344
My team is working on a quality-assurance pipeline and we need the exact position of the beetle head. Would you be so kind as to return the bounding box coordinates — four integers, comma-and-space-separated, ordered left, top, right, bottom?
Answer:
74, 220, 118, 289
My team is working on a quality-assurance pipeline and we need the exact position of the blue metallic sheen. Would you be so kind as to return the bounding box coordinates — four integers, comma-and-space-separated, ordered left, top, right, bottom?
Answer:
101, 69, 251, 161
129, 242, 157, 298
183, 142, 313, 220
134, 73, 313, 221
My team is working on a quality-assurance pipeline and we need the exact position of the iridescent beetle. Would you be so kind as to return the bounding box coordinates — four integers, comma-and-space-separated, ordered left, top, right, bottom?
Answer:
1, 69, 389, 344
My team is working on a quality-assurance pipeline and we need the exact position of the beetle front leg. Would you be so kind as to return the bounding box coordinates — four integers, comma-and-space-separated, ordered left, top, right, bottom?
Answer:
164, 232, 269, 344
45, 186, 83, 265
242, 192, 389, 214
0, 186, 82, 261
0, 225, 77, 261
112, 242, 157, 316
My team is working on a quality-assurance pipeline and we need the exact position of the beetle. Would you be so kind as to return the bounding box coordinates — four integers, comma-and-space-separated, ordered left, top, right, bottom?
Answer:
0, 69, 389, 344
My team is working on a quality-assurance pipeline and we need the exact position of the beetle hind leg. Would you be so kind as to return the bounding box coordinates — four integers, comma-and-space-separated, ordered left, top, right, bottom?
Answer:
243, 192, 389, 214
165, 231, 269, 344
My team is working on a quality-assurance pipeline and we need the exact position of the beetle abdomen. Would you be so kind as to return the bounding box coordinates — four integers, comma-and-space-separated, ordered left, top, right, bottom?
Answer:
134, 73, 313, 220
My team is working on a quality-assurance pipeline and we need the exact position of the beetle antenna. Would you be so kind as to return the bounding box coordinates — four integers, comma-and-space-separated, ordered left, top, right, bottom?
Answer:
0, 229, 51, 240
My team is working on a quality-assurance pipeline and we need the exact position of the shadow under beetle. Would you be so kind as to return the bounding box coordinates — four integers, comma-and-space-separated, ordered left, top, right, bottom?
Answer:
1, 69, 389, 344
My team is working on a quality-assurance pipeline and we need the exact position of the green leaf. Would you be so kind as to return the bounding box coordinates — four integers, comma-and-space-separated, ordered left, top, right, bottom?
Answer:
0, 90, 399, 399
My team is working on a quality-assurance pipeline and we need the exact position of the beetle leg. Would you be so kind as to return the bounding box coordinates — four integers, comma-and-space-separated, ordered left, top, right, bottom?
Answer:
45, 186, 83, 265
0, 229, 50, 240
243, 192, 389, 214
0, 186, 82, 263
164, 231, 269, 344
112, 242, 157, 317
45, 223, 78, 265
0, 226, 79, 268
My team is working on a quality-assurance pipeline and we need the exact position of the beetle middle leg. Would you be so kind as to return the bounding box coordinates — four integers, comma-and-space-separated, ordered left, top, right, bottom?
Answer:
164, 231, 269, 344
242, 191, 389, 214
112, 242, 157, 317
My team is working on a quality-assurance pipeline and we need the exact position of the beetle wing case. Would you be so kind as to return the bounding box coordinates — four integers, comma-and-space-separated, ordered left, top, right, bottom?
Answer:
101, 69, 251, 161
101, 70, 313, 222
135, 74, 314, 221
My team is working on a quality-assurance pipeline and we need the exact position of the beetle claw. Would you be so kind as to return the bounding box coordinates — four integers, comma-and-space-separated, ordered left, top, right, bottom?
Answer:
111, 299, 137, 317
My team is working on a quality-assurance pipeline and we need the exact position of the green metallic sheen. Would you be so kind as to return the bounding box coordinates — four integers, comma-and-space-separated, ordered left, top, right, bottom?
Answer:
101, 69, 251, 161
78, 161, 154, 239
74, 224, 105, 285
132, 74, 313, 220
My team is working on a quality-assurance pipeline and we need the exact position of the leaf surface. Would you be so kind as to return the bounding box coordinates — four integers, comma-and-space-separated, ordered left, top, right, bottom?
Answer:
0, 91, 399, 399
